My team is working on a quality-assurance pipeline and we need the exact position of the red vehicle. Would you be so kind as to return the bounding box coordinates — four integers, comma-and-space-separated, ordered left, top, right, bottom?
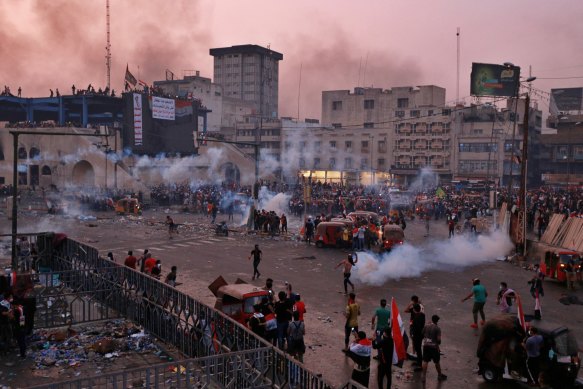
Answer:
382, 224, 405, 252
315, 221, 347, 248
208, 276, 269, 325
542, 251, 582, 283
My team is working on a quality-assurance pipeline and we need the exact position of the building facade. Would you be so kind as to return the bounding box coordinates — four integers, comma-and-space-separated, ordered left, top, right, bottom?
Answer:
210, 45, 283, 119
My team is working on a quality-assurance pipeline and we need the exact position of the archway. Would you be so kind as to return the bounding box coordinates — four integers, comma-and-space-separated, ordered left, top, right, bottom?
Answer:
29, 147, 40, 159
72, 160, 95, 186
222, 162, 240, 187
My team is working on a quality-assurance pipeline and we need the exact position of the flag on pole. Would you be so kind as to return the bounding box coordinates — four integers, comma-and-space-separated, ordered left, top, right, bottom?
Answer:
516, 293, 527, 332
391, 298, 407, 366
125, 65, 137, 87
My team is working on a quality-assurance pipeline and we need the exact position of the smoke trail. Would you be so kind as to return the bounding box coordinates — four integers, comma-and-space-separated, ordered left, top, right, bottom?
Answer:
407, 166, 438, 193
352, 229, 513, 286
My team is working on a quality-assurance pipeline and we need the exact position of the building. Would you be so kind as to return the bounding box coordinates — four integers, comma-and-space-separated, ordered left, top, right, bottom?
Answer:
451, 99, 542, 188
210, 45, 283, 119
153, 71, 254, 135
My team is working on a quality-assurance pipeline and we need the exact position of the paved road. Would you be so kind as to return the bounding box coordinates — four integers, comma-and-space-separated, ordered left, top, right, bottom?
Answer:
3, 208, 583, 389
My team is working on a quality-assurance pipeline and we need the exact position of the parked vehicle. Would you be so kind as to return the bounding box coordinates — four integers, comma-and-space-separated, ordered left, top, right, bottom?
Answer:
542, 251, 582, 283
208, 276, 269, 325
382, 224, 405, 252
347, 211, 380, 225
114, 198, 142, 215
477, 315, 580, 387
315, 221, 347, 248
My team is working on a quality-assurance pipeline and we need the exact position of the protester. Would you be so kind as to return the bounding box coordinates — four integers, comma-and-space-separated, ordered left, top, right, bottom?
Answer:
524, 326, 544, 386
496, 281, 515, 313
343, 292, 360, 352
124, 250, 137, 269
292, 294, 306, 322
165, 266, 178, 286
274, 291, 292, 350
248, 244, 262, 280
461, 278, 488, 328
372, 327, 394, 389
335, 253, 357, 295
421, 314, 447, 383
287, 311, 306, 362
371, 298, 390, 353
345, 330, 372, 387
410, 303, 426, 370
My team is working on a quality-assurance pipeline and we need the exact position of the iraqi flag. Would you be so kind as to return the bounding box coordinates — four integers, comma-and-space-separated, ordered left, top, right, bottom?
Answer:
125, 65, 137, 87
391, 298, 407, 366
516, 292, 527, 331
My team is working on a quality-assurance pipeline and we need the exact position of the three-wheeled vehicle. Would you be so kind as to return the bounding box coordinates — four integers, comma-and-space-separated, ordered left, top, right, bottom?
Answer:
382, 224, 405, 252
542, 251, 582, 283
115, 198, 142, 215
477, 315, 581, 387
208, 276, 270, 325
347, 211, 380, 225
315, 221, 347, 248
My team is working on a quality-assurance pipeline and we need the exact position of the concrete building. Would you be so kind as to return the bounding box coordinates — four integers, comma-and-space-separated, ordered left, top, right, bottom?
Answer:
210, 45, 283, 119
153, 71, 254, 135
451, 99, 543, 188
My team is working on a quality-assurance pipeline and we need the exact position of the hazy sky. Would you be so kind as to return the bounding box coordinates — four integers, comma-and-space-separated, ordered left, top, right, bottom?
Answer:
2, 0, 582, 120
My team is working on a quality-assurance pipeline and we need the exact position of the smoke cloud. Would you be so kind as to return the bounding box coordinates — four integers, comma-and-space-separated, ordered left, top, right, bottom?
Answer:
353, 229, 513, 286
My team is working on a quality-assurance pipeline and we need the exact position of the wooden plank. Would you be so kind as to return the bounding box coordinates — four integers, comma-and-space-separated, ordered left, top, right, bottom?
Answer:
541, 214, 564, 244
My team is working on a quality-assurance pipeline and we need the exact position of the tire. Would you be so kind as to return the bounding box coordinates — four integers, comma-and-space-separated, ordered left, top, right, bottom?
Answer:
481, 366, 500, 383
316, 241, 324, 248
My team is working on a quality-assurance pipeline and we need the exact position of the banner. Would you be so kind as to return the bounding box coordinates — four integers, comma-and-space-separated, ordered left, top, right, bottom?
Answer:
551, 88, 583, 112
470, 63, 520, 97
152, 96, 175, 120
133, 93, 143, 146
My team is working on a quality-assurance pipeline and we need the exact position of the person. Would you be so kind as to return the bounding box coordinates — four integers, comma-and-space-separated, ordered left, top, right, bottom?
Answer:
138, 249, 150, 273
0, 291, 26, 359
496, 282, 515, 313
292, 294, 306, 322
260, 296, 277, 346
358, 225, 366, 250
211, 202, 218, 223
248, 244, 262, 280
166, 216, 177, 239
72, 84, 76, 95
150, 260, 162, 279
124, 250, 137, 269
373, 327, 394, 389
421, 314, 447, 383
17, 87, 21, 97
274, 291, 292, 350
263, 278, 274, 293
343, 292, 360, 352
524, 326, 544, 385
461, 278, 488, 328
528, 272, 544, 319
410, 304, 426, 370
280, 213, 287, 234
424, 215, 430, 237
565, 256, 577, 291
371, 299, 390, 350
448, 218, 455, 238
335, 253, 357, 295
248, 304, 266, 338
106, 252, 115, 262
144, 255, 157, 274
345, 330, 372, 387
305, 218, 315, 244
50, 89, 54, 97
165, 266, 177, 286
287, 311, 306, 362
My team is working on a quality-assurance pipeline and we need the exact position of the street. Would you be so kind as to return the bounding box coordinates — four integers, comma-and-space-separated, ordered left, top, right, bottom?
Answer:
3, 208, 583, 389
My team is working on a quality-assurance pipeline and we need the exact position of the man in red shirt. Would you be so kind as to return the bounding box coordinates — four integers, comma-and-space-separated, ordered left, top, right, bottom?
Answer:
144, 256, 157, 274
124, 251, 137, 269
293, 294, 306, 322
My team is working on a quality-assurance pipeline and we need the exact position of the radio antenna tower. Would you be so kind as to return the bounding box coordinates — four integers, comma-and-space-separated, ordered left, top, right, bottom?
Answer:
105, 0, 112, 90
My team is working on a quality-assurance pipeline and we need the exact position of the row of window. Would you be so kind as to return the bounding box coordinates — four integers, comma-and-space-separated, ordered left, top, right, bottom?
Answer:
331, 100, 452, 117
284, 140, 387, 152
297, 157, 387, 170
458, 143, 498, 153
458, 160, 498, 173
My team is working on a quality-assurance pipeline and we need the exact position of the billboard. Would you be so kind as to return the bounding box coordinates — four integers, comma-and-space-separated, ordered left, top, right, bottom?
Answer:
122, 93, 199, 156
551, 88, 583, 112
470, 63, 520, 97
152, 96, 175, 120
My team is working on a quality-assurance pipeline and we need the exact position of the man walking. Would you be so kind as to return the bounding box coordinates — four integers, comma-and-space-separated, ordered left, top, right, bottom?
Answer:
373, 327, 394, 389
305, 218, 315, 244
343, 292, 360, 352
371, 299, 390, 346
248, 244, 262, 280
421, 314, 447, 383
525, 326, 544, 385
461, 278, 488, 328
410, 304, 426, 370
335, 253, 357, 294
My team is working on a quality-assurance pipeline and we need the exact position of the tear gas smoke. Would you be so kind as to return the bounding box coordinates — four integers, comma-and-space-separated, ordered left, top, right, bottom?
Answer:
408, 166, 438, 193
239, 186, 291, 227
353, 229, 513, 286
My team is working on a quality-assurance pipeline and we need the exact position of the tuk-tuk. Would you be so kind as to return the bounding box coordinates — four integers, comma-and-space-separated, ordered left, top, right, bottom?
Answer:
477, 315, 580, 387
208, 276, 270, 325
382, 224, 405, 251
329, 218, 354, 229
115, 198, 142, 215
347, 211, 380, 225
315, 221, 347, 248
542, 251, 582, 283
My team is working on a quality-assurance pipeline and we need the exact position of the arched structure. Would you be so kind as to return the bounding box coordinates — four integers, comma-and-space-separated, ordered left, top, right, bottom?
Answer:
222, 162, 240, 186
72, 160, 95, 186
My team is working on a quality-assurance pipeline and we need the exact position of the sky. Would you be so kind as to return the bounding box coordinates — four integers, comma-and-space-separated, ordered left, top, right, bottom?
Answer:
1, 0, 583, 120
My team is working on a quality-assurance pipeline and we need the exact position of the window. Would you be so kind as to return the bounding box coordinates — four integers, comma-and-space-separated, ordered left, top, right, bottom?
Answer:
378, 158, 385, 167
332, 123, 342, 129
428, 109, 434, 116
361, 158, 368, 169
300, 141, 307, 149
395, 110, 405, 118
345, 158, 352, 169
364, 122, 374, 128
29, 147, 40, 159
332, 101, 343, 111
361, 140, 369, 150
410, 110, 420, 118
284, 141, 292, 149
299, 158, 306, 168
574, 146, 583, 161
345, 141, 352, 150
41, 165, 52, 175
442, 109, 451, 116
329, 158, 336, 168
18, 147, 27, 159
458, 143, 498, 152
556, 145, 569, 160
313, 158, 321, 169
458, 160, 497, 173
397, 98, 409, 108
472, 128, 483, 135
378, 141, 387, 153
314, 141, 322, 149
504, 141, 518, 152
364, 100, 375, 109
330, 141, 337, 149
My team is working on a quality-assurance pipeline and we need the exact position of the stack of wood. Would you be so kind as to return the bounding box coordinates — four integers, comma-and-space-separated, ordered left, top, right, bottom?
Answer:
541, 214, 583, 251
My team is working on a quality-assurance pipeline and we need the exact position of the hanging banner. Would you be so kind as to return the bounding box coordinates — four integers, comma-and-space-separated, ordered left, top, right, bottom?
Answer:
133, 93, 143, 146
470, 63, 520, 97
152, 96, 175, 120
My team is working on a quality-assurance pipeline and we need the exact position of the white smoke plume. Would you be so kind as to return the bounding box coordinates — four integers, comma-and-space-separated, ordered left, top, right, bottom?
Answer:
353, 229, 513, 286
408, 166, 438, 193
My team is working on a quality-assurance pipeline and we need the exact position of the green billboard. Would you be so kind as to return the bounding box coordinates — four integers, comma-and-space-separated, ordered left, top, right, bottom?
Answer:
470, 63, 520, 97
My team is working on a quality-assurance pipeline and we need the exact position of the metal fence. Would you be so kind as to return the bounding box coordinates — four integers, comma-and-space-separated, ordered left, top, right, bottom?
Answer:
27, 234, 342, 389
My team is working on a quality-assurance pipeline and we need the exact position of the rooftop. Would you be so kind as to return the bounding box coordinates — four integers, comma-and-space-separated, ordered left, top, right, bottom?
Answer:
209, 44, 283, 60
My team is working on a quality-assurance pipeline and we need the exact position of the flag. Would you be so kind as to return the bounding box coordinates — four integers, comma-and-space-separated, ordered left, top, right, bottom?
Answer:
436, 187, 446, 199
391, 298, 407, 366
125, 65, 137, 87
138, 79, 148, 87
516, 293, 527, 332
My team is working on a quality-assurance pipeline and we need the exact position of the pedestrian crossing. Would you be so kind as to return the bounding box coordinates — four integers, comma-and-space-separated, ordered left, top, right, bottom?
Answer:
103, 236, 235, 255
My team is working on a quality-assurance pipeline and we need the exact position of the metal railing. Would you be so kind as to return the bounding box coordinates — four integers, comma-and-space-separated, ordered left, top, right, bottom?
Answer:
27, 234, 340, 388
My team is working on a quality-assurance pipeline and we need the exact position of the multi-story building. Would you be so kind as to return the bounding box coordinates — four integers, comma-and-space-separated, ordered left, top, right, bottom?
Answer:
451, 99, 543, 188
210, 45, 283, 119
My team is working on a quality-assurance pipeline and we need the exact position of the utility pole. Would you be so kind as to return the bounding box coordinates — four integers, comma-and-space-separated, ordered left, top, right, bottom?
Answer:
519, 94, 530, 257
105, 0, 112, 90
